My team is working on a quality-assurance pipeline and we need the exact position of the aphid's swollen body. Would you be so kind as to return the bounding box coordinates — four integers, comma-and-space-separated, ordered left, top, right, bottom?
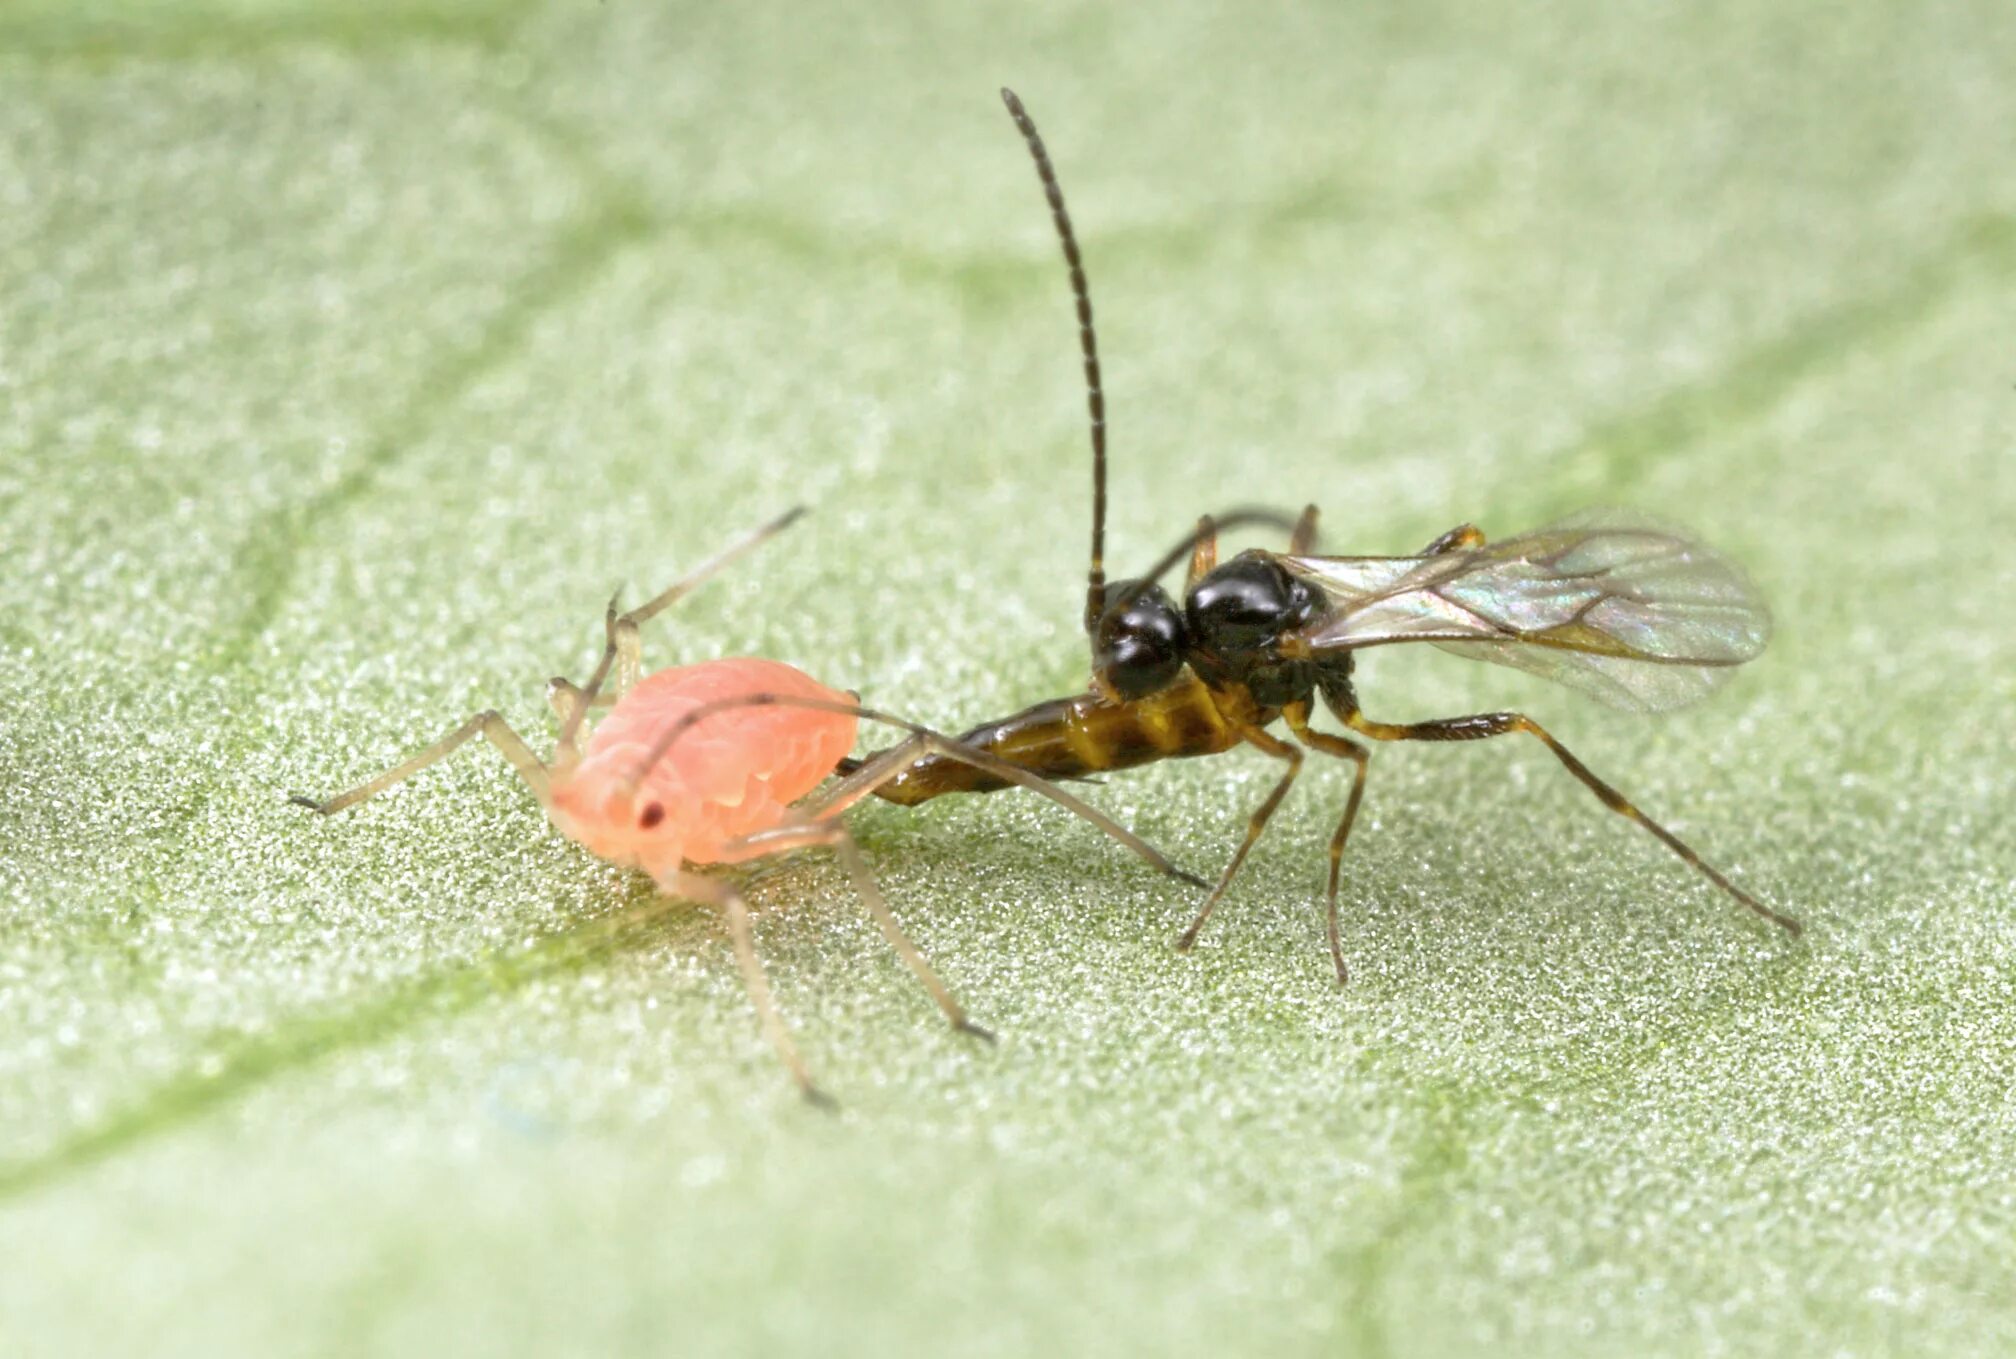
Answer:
293, 511, 1201, 1102
848, 90, 1801, 981
545, 658, 856, 879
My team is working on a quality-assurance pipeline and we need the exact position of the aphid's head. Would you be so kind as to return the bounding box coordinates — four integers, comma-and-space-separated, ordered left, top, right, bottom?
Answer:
1093, 579, 1189, 700
1183, 552, 1321, 706
544, 753, 688, 882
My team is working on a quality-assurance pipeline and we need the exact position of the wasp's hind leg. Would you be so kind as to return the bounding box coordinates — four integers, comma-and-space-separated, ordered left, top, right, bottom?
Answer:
1334, 700, 1800, 936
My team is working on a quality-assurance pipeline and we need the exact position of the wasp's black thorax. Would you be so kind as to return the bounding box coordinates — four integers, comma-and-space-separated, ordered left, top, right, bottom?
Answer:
1181, 551, 1324, 709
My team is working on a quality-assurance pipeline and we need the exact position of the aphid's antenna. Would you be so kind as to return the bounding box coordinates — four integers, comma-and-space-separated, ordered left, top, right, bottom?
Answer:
554, 505, 809, 763
1000, 88, 1109, 640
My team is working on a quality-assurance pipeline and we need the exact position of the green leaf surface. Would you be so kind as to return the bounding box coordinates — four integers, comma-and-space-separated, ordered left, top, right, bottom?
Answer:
4, 3, 2013, 1354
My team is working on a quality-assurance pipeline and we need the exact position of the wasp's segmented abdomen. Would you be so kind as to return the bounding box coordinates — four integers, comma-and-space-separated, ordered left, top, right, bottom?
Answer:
865, 671, 1248, 805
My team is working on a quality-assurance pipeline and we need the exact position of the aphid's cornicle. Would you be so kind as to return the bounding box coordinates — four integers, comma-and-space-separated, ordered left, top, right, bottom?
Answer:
843, 88, 1802, 981
291, 510, 1203, 1104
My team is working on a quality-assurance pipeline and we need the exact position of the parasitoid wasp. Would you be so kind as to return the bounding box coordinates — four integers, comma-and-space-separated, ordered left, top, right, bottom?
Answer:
837, 88, 1802, 982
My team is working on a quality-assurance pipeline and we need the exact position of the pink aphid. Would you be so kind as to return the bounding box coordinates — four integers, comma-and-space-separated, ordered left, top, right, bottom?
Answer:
293, 511, 1196, 1102
545, 658, 856, 881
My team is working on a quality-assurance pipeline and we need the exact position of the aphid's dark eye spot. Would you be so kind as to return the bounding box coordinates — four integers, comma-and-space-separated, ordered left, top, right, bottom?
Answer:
638, 802, 666, 830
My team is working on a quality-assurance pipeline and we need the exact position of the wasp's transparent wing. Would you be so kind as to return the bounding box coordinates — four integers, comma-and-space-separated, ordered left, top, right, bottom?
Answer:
1281, 509, 1771, 713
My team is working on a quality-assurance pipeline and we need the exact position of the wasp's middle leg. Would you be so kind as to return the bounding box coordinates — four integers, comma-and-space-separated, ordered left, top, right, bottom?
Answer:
1176, 723, 1304, 953
1282, 702, 1370, 984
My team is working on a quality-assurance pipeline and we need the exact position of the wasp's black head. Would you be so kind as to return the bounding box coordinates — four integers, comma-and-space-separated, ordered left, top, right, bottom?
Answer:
1093, 579, 1188, 700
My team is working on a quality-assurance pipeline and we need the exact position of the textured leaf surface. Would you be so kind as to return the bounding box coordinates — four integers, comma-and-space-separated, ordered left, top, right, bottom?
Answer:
4, 3, 2014, 1355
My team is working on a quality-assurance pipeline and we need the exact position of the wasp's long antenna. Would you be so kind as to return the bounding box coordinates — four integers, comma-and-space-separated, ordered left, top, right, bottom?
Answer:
1000, 87, 1108, 639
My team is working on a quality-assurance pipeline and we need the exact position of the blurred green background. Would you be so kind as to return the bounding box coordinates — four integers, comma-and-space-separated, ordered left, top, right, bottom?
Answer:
4, 2, 2013, 1354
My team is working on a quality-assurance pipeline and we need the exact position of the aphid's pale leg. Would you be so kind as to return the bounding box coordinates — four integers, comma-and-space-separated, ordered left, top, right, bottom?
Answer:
1288, 503, 1321, 554
546, 676, 615, 727
669, 869, 834, 1108
1420, 523, 1485, 555
1338, 704, 1802, 936
611, 608, 645, 699
718, 818, 993, 1041
555, 507, 808, 760
1283, 702, 1371, 984
290, 711, 549, 814
554, 595, 629, 764
1175, 723, 1305, 953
